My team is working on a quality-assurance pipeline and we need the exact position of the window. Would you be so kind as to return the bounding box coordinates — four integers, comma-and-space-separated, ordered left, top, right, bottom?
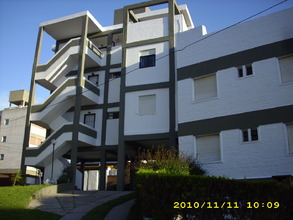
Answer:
107, 112, 119, 119
286, 124, 293, 154
109, 72, 121, 79
88, 74, 99, 86
238, 64, 253, 78
84, 113, 96, 128
1, 136, 7, 142
138, 94, 156, 116
241, 128, 258, 142
279, 56, 293, 83
194, 74, 217, 101
4, 119, 9, 125
0, 154, 4, 160
139, 49, 156, 68
196, 134, 221, 163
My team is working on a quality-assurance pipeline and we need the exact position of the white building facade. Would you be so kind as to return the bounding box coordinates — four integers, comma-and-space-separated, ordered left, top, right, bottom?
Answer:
22, 0, 293, 190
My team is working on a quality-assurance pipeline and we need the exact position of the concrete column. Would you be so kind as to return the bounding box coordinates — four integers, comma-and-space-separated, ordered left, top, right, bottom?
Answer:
117, 7, 129, 191
21, 26, 44, 177
70, 15, 89, 189
99, 149, 107, 190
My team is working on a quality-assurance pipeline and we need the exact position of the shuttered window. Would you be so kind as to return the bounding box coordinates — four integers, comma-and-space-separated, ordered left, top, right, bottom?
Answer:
196, 134, 220, 163
138, 94, 156, 116
279, 56, 293, 83
287, 124, 293, 154
194, 74, 217, 101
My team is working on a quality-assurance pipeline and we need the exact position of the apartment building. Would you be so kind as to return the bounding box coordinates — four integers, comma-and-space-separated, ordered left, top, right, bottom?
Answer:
0, 90, 46, 185
22, 0, 293, 190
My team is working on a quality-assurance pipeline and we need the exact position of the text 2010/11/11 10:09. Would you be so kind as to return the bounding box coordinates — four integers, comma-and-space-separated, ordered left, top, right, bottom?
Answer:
173, 201, 280, 209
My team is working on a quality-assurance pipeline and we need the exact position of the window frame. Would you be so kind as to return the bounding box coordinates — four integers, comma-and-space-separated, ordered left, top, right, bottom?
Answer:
193, 73, 218, 102
109, 72, 121, 79
107, 112, 119, 119
237, 64, 254, 78
84, 113, 96, 128
1, 136, 7, 143
241, 128, 259, 143
4, 119, 9, 126
285, 123, 293, 155
278, 55, 293, 84
196, 133, 221, 164
138, 94, 156, 116
139, 49, 156, 69
0, 154, 4, 160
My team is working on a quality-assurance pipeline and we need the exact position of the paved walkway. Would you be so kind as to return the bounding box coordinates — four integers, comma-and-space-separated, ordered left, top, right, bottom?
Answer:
28, 190, 134, 220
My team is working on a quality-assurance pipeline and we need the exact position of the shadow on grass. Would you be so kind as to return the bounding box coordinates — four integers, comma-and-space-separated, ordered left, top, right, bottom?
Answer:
0, 208, 61, 220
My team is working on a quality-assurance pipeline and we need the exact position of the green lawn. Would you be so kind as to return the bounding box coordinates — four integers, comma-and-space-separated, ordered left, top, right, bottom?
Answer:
0, 185, 61, 220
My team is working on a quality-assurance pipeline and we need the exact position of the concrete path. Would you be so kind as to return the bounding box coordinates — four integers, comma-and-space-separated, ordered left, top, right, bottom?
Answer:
104, 199, 135, 220
28, 190, 133, 220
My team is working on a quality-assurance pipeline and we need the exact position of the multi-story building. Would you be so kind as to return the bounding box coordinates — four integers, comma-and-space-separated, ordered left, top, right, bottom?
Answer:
22, 0, 293, 190
0, 90, 46, 185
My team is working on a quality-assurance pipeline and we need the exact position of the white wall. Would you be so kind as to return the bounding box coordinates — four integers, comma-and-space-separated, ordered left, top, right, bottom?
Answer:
176, 8, 293, 69
125, 42, 170, 86
179, 123, 293, 179
127, 17, 168, 43
178, 58, 293, 124
80, 109, 102, 146
124, 88, 169, 135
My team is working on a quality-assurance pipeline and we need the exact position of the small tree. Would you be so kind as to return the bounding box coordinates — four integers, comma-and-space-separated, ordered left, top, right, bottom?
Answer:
11, 170, 25, 186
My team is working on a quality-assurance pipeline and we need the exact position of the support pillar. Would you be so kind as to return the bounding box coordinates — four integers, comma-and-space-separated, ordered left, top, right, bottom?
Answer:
99, 149, 107, 190
21, 26, 44, 177
71, 15, 89, 189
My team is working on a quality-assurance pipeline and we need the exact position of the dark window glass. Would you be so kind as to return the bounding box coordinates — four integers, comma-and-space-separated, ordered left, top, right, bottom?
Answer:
242, 130, 249, 142
107, 112, 119, 119
246, 65, 253, 76
109, 72, 121, 79
251, 128, 258, 141
139, 54, 156, 68
238, 67, 243, 78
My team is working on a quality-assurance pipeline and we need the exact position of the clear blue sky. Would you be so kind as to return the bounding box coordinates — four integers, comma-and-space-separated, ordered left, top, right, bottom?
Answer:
0, 0, 292, 110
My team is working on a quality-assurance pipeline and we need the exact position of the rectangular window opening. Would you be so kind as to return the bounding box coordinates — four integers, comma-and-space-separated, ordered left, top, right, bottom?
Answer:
84, 113, 96, 128
194, 74, 217, 101
4, 119, 9, 125
279, 55, 293, 83
107, 112, 119, 119
286, 124, 293, 154
0, 154, 4, 160
138, 94, 156, 116
139, 49, 156, 68
109, 72, 121, 79
1, 136, 7, 143
196, 134, 221, 163
237, 64, 253, 78
242, 128, 258, 142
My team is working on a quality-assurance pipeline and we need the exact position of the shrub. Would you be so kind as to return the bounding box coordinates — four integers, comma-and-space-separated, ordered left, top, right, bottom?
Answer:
134, 146, 206, 176
135, 173, 293, 219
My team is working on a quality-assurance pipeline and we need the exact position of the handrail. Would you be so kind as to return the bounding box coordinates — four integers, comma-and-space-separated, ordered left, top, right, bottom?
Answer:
36, 38, 103, 73
31, 77, 100, 113
37, 38, 81, 72
25, 123, 97, 157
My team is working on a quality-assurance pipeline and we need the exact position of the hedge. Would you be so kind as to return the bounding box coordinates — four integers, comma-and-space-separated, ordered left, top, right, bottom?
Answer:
135, 173, 293, 220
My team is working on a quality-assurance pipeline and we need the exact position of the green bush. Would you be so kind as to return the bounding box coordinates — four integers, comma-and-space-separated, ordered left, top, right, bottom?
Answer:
135, 173, 293, 219
134, 147, 206, 176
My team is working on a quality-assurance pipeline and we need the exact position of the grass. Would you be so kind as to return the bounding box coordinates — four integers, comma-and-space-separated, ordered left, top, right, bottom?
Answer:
82, 192, 136, 220
0, 185, 61, 220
